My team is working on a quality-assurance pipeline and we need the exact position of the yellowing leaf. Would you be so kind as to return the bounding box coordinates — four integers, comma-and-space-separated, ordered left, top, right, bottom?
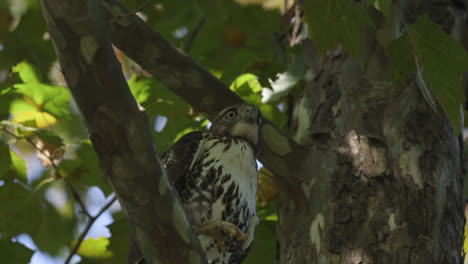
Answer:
73, 237, 113, 259
464, 220, 468, 253
257, 167, 278, 206
12, 111, 57, 128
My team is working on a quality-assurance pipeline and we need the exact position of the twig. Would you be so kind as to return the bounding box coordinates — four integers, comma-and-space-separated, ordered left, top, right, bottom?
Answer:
67, 183, 92, 218
1, 124, 117, 262
180, 17, 206, 54
1, 125, 93, 215
108, 0, 152, 23
64, 194, 117, 264
0, 125, 58, 169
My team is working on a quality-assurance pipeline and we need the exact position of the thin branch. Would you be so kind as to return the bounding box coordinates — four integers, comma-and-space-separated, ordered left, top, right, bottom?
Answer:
0, 124, 115, 261
0, 125, 59, 169
64, 194, 117, 264
0, 125, 89, 212
180, 17, 206, 54
108, 0, 152, 23
67, 183, 92, 218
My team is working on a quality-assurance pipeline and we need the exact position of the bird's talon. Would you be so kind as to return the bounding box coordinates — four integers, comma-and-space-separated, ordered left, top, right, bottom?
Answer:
197, 220, 247, 252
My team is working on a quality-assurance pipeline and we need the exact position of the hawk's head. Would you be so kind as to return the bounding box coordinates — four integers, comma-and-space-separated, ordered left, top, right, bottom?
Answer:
209, 104, 262, 152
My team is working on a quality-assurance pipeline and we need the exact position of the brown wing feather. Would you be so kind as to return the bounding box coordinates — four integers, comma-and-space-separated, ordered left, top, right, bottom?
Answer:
161, 131, 204, 191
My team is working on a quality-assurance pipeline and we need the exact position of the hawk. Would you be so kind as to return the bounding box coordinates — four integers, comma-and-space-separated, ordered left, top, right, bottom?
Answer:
129, 104, 262, 264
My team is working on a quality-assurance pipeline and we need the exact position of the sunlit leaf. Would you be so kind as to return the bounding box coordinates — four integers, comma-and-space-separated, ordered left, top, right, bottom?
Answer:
13, 82, 71, 119
9, 61, 71, 120
464, 211, 468, 253
73, 237, 113, 259
128, 75, 155, 104
230, 73, 263, 95
0, 240, 34, 264
12, 110, 57, 128
12, 61, 41, 83
0, 148, 28, 183
229, 73, 287, 130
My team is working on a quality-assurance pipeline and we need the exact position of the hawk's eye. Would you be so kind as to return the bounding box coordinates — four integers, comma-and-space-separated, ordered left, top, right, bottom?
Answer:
225, 110, 236, 120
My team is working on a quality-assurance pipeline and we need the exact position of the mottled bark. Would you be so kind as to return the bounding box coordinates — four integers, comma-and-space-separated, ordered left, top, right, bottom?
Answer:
282, 44, 464, 263
278, 2, 466, 263
40, 1, 207, 263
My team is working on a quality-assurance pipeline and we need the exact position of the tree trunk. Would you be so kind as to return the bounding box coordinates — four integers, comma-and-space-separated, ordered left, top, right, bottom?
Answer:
277, 3, 466, 263
66, 1, 466, 263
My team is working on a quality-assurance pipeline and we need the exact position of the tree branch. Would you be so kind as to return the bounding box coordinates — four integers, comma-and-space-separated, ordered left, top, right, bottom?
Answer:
40, 1, 207, 264
102, 0, 307, 184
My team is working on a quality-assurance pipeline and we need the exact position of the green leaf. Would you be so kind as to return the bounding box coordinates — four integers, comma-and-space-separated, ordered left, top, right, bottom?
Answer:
9, 61, 71, 120
244, 220, 277, 264
386, 36, 416, 80
387, 15, 468, 133
33, 200, 75, 254
369, 0, 391, 16
0, 240, 34, 264
0, 141, 12, 178
303, 0, 374, 62
0, 182, 74, 255
107, 214, 130, 264
0, 76, 18, 119
12, 61, 41, 83
229, 73, 287, 130
0, 7, 55, 75
13, 82, 71, 119
59, 141, 112, 195
12, 110, 58, 128
128, 75, 155, 104
73, 237, 113, 259
230, 73, 263, 95
0, 182, 43, 237
129, 76, 201, 153
182, 1, 282, 84
257, 199, 278, 222
4, 149, 28, 183
34, 129, 64, 147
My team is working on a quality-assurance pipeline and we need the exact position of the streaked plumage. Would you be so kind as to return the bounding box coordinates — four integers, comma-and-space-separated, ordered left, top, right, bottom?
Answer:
129, 104, 262, 264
